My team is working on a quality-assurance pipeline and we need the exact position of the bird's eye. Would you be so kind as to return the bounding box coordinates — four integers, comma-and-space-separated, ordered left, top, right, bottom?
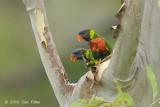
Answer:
82, 32, 85, 34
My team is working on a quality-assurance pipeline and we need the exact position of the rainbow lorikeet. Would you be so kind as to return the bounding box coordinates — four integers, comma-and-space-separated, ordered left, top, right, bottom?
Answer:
77, 29, 112, 60
70, 48, 98, 67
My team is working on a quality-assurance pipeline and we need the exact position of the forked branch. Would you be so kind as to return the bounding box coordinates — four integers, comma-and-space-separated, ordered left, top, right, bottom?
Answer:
22, 0, 74, 106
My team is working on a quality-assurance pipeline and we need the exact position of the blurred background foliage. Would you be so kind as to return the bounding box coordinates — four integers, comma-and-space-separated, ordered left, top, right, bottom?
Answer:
0, 0, 120, 107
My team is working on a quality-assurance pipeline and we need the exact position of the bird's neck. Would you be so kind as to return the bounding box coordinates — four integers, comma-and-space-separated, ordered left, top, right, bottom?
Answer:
93, 32, 100, 38
90, 30, 100, 39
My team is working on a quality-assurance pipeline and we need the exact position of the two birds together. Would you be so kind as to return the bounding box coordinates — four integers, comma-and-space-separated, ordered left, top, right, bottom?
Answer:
70, 29, 112, 68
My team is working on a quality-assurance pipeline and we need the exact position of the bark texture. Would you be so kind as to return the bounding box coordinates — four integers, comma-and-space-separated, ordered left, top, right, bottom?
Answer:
22, 0, 74, 106
22, 0, 160, 107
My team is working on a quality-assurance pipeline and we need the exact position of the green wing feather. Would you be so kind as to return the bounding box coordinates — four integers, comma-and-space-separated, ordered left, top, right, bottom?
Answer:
104, 39, 112, 54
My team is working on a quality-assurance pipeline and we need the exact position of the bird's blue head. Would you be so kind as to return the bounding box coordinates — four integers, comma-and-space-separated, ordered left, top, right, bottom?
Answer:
70, 48, 87, 61
77, 29, 92, 42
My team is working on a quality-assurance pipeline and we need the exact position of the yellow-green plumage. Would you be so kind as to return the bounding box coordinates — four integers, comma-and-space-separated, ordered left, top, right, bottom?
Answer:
71, 48, 98, 67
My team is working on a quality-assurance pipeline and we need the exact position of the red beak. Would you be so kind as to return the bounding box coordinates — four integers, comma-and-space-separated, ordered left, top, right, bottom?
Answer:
74, 58, 78, 61
70, 54, 75, 60
77, 35, 83, 41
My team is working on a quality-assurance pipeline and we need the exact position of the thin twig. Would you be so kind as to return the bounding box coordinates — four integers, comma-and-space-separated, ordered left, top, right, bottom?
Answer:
149, 98, 160, 107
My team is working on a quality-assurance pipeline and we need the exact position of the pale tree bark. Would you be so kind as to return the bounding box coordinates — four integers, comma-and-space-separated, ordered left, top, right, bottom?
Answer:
22, 0, 160, 107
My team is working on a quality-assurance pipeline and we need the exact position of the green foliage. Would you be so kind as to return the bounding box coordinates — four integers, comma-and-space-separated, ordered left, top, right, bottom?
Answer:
71, 99, 87, 107
71, 79, 134, 107
113, 79, 122, 94
146, 66, 158, 101
112, 93, 133, 107
71, 95, 111, 107
88, 95, 104, 106
113, 79, 133, 107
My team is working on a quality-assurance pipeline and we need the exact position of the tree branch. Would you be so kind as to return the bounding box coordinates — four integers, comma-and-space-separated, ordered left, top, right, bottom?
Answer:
107, 0, 144, 80
22, 0, 74, 106
21, 0, 160, 106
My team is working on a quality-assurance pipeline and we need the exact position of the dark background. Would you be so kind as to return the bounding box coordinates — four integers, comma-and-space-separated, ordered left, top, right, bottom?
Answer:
0, 0, 120, 107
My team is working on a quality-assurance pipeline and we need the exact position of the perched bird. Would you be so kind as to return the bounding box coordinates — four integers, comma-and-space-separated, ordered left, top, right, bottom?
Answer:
70, 48, 98, 67
77, 29, 112, 60
75, 29, 113, 89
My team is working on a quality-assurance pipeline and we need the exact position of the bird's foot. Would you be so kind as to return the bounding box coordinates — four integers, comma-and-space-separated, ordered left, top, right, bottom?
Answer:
87, 71, 99, 91
91, 59, 101, 72
90, 59, 101, 85
92, 55, 112, 83
89, 81, 94, 92
88, 54, 112, 90
97, 59, 101, 71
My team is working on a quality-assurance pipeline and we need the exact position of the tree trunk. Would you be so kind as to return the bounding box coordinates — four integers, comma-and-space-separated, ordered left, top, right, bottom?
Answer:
22, 0, 160, 107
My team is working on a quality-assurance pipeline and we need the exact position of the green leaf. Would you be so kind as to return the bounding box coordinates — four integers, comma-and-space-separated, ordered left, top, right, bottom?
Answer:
89, 95, 96, 103
146, 66, 158, 101
71, 99, 87, 107
159, 0, 160, 7
81, 104, 93, 107
113, 93, 133, 107
113, 79, 122, 94
89, 97, 104, 106
100, 103, 112, 107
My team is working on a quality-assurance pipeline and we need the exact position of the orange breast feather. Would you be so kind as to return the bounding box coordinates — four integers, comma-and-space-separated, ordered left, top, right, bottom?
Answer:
88, 38, 106, 53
